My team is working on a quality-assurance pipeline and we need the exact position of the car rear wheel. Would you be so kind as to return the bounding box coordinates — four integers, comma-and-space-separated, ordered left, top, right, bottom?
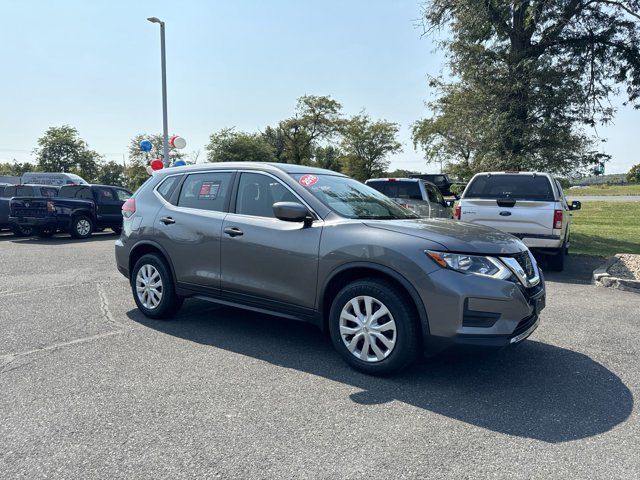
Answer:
11, 224, 33, 237
131, 254, 183, 319
70, 215, 93, 239
329, 278, 420, 375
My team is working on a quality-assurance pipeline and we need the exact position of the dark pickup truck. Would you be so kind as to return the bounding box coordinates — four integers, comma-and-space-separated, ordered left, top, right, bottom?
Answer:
409, 174, 466, 197
1, 184, 59, 236
9, 184, 132, 238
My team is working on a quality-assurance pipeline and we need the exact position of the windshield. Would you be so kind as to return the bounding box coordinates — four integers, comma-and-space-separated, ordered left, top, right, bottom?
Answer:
464, 174, 554, 201
291, 174, 418, 220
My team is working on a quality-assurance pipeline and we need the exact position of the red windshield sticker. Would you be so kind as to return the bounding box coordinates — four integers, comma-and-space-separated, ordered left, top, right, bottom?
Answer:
299, 174, 319, 187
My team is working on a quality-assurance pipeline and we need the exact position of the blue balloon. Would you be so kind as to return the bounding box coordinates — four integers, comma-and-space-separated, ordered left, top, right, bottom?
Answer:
173, 159, 186, 167
139, 139, 153, 152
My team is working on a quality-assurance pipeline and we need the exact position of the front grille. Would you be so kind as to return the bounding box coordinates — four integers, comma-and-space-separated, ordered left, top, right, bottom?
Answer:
512, 314, 537, 337
514, 251, 535, 278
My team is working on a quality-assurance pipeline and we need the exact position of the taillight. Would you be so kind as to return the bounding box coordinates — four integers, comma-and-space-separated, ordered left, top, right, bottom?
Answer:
454, 205, 461, 220
122, 198, 136, 218
47, 201, 55, 213
553, 209, 563, 229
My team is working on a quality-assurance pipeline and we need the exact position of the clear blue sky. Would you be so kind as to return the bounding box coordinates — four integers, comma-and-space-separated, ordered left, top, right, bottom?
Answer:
0, 0, 636, 174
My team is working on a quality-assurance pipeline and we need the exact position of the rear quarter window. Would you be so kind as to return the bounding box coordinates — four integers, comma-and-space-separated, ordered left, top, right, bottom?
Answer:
464, 175, 555, 201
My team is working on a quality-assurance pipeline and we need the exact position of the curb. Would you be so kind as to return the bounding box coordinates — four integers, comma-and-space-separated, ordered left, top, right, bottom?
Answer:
593, 255, 640, 294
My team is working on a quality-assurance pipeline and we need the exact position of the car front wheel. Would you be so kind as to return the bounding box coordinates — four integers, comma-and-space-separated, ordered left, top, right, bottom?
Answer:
131, 254, 183, 319
329, 278, 420, 375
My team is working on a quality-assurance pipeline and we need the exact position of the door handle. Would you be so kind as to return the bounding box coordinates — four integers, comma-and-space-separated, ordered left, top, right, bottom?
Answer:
160, 216, 176, 225
224, 226, 243, 237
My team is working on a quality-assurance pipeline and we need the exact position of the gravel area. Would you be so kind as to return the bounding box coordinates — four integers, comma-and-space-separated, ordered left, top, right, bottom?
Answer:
608, 254, 640, 280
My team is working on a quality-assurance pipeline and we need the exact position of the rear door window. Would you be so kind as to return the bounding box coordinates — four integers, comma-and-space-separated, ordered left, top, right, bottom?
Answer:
115, 189, 132, 201
177, 172, 233, 212
464, 175, 554, 201
367, 181, 423, 200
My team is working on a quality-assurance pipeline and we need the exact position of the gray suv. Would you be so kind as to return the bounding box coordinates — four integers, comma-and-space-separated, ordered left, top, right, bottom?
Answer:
115, 163, 545, 375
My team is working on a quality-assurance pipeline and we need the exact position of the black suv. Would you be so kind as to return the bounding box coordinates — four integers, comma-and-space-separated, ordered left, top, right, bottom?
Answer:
409, 174, 465, 197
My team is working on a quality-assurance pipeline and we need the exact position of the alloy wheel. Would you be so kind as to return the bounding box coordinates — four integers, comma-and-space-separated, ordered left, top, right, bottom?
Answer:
339, 295, 397, 362
76, 219, 91, 236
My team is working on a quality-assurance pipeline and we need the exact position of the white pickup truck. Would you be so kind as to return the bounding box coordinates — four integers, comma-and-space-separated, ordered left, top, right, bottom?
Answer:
455, 172, 581, 271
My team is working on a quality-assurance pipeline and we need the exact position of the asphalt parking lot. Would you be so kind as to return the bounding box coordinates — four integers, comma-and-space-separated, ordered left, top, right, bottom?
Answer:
1, 232, 639, 479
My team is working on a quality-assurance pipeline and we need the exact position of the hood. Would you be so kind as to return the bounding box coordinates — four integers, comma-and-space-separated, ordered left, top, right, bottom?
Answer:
364, 218, 526, 255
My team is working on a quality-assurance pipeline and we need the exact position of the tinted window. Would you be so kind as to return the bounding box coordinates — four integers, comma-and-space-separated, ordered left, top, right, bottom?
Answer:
4, 186, 17, 196
464, 175, 554, 201
15, 186, 33, 196
60, 186, 93, 199
97, 187, 115, 201
156, 176, 180, 201
292, 174, 417, 220
40, 187, 59, 197
115, 189, 132, 201
177, 172, 233, 212
236, 173, 298, 218
367, 181, 422, 200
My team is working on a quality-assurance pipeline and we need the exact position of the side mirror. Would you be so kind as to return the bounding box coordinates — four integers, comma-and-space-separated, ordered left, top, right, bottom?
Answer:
570, 200, 581, 211
444, 199, 455, 208
273, 202, 311, 223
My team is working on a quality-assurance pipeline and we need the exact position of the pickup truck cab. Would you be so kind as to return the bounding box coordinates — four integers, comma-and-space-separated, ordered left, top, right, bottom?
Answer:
456, 172, 581, 271
9, 184, 132, 238
365, 178, 454, 219
1, 184, 59, 236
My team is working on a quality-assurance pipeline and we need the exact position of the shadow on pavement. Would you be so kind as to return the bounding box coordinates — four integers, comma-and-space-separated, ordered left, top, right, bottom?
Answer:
1, 231, 119, 244
128, 300, 633, 444
536, 254, 602, 285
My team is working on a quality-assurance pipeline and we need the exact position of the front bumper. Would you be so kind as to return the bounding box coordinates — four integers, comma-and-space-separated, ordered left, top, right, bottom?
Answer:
416, 266, 546, 349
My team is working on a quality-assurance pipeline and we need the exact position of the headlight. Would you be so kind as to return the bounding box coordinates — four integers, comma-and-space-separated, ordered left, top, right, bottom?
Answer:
426, 250, 512, 280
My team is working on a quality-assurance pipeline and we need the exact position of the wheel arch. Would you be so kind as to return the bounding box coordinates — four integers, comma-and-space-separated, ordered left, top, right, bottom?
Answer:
319, 262, 430, 341
128, 240, 177, 287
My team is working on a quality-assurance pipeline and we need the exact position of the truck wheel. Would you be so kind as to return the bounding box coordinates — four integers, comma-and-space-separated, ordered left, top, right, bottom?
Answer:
71, 215, 93, 239
547, 245, 566, 272
131, 254, 183, 319
11, 225, 33, 237
328, 278, 420, 375
35, 226, 56, 238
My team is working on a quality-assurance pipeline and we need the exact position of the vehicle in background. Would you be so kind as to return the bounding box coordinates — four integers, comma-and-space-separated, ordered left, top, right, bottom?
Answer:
409, 174, 466, 197
9, 184, 132, 238
365, 178, 454, 219
456, 172, 581, 271
116, 162, 544, 375
20, 172, 89, 187
0, 184, 59, 236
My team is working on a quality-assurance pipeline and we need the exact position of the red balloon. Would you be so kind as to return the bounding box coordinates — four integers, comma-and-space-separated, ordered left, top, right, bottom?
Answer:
150, 159, 164, 171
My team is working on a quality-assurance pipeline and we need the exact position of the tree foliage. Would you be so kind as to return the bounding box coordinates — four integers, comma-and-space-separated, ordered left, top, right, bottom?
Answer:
628, 163, 640, 183
96, 160, 126, 187
414, 0, 640, 178
206, 128, 276, 163
126, 134, 186, 191
0, 160, 38, 176
340, 114, 402, 181
34, 125, 102, 182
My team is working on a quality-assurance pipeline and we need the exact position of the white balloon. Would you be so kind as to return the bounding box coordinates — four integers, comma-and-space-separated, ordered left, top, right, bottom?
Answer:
173, 136, 187, 149
146, 165, 153, 175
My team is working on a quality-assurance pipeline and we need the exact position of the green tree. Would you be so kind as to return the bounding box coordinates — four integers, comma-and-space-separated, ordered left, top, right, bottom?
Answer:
414, 0, 640, 176
34, 125, 101, 182
313, 145, 343, 172
627, 164, 640, 183
97, 160, 126, 187
126, 134, 186, 191
340, 114, 402, 181
0, 160, 38, 176
385, 168, 421, 178
206, 128, 276, 163
275, 95, 343, 164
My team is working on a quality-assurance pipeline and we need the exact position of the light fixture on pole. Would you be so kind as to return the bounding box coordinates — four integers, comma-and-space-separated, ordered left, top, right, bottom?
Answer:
147, 16, 170, 167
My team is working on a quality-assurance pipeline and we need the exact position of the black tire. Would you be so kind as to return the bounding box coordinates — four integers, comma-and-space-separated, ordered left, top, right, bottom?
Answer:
329, 278, 420, 375
112, 226, 122, 235
11, 224, 33, 237
131, 253, 183, 319
35, 226, 56, 238
70, 214, 93, 239
547, 245, 565, 272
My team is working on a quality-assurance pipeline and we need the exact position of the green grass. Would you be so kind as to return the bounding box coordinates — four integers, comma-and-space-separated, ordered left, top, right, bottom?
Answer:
566, 184, 640, 196
570, 202, 640, 257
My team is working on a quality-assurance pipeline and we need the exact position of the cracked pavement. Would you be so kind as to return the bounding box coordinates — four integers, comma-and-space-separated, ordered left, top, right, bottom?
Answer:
0, 231, 639, 479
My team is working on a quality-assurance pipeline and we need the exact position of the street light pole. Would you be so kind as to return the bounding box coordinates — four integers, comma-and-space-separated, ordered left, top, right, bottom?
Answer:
147, 17, 170, 166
